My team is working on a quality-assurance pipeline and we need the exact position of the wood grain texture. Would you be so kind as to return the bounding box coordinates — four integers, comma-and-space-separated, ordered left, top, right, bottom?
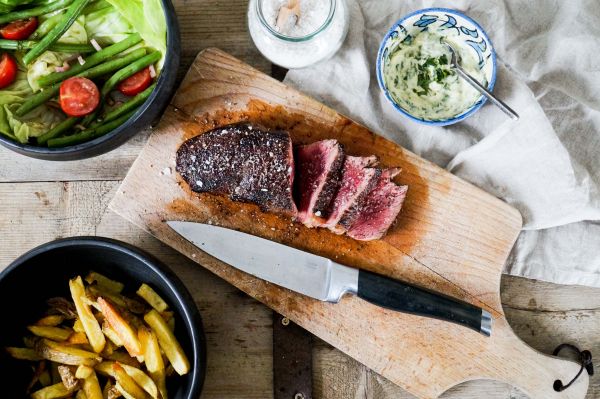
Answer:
108, 48, 589, 398
1, 180, 598, 398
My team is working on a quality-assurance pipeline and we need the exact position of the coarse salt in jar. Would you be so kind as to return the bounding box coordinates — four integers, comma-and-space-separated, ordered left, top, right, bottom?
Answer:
248, 0, 349, 69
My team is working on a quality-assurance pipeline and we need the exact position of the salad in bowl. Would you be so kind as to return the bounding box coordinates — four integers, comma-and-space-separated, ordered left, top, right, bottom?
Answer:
0, 0, 169, 150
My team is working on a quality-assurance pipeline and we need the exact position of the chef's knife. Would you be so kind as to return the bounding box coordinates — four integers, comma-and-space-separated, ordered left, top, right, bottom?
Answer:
168, 221, 492, 336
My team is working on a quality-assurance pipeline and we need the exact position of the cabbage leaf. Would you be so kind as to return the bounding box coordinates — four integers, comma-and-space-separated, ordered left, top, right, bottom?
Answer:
104, 0, 166, 68
84, 4, 134, 46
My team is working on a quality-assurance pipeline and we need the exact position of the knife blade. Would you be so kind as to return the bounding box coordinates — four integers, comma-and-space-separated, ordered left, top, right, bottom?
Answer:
168, 221, 492, 336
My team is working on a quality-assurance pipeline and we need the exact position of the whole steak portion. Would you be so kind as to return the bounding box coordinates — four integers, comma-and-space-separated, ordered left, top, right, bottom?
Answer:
176, 123, 297, 216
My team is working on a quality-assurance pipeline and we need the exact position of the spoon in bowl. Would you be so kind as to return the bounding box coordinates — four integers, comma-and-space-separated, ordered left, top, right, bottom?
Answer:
444, 42, 519, 121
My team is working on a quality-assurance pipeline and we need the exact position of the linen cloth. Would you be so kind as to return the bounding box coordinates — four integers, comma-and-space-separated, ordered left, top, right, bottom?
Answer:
284, 0, 600, 287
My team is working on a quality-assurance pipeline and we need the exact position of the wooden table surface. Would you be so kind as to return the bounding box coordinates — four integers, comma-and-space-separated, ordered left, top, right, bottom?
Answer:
0, 1, 598, 398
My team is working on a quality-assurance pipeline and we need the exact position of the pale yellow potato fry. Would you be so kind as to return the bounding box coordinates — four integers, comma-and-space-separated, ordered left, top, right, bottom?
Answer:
102, 381, 121, 399
114, 383, 135, 399
144, 310, 190, 375
136, 284, 168, 312
36, 315, 65, 327
31, 382, 75, 399
139, 328, 167, 399
67, 332, 89, 345
82, 370, 103, 399
37, 339, 102, 367
112, 363, 151, 399
28, 326, 73, 341
70, 276, 105, 353
76, 389, 87, 399
75, 365, 94, 379
24, 335, 37, 348
104, 351, 141, 368
85, 272, 124, 294
5, 346, 43, 361
73, 319, 85, 333
93, 361, 158, 399
102, 321, 123, 347
97, 297, 141, 357
57, 365, 79, 390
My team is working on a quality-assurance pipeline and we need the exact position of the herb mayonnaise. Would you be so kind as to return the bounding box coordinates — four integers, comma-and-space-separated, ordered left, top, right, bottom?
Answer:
383, 31, 487, 121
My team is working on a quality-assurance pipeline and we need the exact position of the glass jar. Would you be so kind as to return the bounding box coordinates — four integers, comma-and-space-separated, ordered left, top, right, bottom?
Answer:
248, 0, 349, 69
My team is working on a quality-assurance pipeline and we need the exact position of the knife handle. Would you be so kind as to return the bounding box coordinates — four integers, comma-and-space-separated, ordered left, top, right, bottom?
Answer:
357, 270, 492, 336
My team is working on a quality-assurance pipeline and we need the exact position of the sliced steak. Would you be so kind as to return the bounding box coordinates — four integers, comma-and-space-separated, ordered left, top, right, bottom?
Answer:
323, 156, 380, 234
346, 168, 408, 241
176, 123, 297, 216
294, 140, 344, 227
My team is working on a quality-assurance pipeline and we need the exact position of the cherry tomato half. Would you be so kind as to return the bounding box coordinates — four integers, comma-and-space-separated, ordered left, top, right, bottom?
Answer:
117, 67, 152, 96
59, 77, 100, 117
0, 18, 38, 40
0, 53, 17, 89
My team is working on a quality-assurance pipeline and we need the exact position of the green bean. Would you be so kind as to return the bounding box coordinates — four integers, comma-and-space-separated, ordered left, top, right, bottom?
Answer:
16, 48, 146, 117
37, 117, 79, 145
92, 83, 156, 127
0, 0, 72, 25
23, 0, 92, 65
38, 33, 142, 87
0, 39, 94, 53
47, 110, 134, 148
100, 51, 161, 98
30, 12, 64, 40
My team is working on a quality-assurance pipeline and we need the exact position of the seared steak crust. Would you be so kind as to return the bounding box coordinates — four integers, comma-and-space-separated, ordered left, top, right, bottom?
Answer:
176, 123, 297, 216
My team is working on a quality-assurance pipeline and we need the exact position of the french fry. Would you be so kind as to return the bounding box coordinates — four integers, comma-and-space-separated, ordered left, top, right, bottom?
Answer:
136, 284, 168, 312
73, 319, 85, 333
75, 365, 94, 379
85, 272, 124, 294
103, 380, 121, 399
139, 327, 167, 399
102, 321, 123, 347
82, 370, 103, 399
144, 310, 190, 375
36, 339, 102, 367
47, 297, 78, 320
70, 277, 106, 353
31, 382, 75, 399
28, 325, 73, 341
36, 315, 65, 327
67, 332, 90, 345
93, 361, 157, 399
5, 346, 43, 361
112, 363, 151, 399
104, 350, 141, 368
58, 365, 79, 390
114, 383, 135, 399
24, 335, 37, 348
76, 389, 87, 399
97, 297, 141, 357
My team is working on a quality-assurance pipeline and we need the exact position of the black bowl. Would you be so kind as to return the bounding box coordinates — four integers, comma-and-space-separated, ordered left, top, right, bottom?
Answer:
0, 237, 206, 399
0, 0, 181, 161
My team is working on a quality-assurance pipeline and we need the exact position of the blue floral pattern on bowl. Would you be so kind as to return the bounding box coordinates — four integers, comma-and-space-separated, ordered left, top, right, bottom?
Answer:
376, 8, 497, 126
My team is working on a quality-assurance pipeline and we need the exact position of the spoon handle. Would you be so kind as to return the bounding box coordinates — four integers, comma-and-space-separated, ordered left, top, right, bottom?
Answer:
454, 66, 519, 121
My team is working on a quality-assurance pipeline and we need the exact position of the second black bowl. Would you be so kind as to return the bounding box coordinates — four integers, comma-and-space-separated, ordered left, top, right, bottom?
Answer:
0, 237, 206, 398
0, 0, 181, 161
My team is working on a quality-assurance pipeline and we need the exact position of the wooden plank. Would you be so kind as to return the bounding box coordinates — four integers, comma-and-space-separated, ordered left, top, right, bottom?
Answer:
0, 180, 598, 398
109, 48, 590, 398
0, 0, 269, 184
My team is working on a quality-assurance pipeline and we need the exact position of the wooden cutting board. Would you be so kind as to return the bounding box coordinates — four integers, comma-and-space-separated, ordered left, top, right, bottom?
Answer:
109, 48, 588, 399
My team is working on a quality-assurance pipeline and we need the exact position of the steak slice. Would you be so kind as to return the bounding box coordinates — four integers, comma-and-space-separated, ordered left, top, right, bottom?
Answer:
346, 168, 408, 241
176, 123, 297, 216
294, 140, 345, 227
323, 156, 380, 234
